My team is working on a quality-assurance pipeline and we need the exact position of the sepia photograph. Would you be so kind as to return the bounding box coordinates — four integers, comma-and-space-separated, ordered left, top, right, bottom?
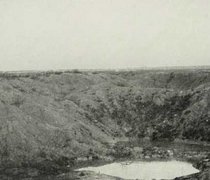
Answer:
0, 0, 210, 179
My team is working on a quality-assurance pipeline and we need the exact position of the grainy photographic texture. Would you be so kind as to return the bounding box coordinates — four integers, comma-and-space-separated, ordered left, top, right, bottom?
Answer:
0, 0, 210, 180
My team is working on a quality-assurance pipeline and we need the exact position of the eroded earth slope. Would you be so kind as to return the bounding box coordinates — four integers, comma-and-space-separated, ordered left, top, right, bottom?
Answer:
0, 69, 210, 178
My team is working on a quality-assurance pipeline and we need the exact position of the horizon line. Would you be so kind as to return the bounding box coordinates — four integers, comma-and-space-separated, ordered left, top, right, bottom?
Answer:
1, 65, 210, 73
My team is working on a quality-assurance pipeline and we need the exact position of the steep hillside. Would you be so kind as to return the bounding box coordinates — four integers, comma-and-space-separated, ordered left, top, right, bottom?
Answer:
0, 69, 210, 171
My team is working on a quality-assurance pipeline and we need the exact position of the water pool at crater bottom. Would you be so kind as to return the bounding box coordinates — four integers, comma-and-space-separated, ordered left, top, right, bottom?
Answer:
77, 160, 199, 180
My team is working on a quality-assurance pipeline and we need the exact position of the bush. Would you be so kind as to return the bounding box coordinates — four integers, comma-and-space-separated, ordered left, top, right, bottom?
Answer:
72, 69, 82, 74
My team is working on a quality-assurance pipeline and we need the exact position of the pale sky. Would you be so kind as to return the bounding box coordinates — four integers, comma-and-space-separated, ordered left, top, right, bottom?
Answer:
0, 0, 210, 71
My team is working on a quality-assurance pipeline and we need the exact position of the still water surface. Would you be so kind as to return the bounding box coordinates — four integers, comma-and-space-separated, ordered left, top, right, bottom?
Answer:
77, 160, 199, 180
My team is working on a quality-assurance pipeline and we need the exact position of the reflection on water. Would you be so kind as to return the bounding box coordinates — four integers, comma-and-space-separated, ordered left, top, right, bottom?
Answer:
77, 160, 199, 180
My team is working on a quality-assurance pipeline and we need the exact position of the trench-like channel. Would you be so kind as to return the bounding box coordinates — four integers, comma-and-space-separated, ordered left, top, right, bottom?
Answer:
77, 160, 199, 180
